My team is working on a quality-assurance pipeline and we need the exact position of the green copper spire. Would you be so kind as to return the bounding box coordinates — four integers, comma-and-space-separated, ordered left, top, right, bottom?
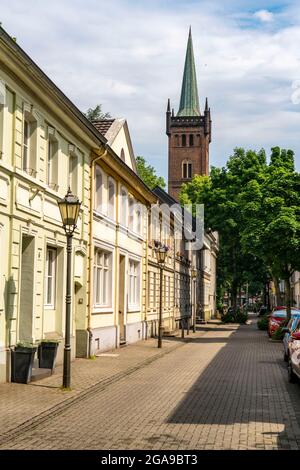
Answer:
177, 28, 200, 117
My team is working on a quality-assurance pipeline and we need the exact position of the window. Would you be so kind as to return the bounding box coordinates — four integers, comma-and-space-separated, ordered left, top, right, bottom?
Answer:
95, 167, 103, 212
0, 81, 5, 159
108, 178, 115, 219
175, 134, 179, 146
189, 134, 194, 146
153, 272, 157, 307
135, 204, 142, 235
23, 119, 30, 171
68, 145, 79, 195
120, 187, 127, 226
94, 249, 112, 306
45, 247, 57, 308
147, 271, 151, 306
182, 135, 186, 147
2, 88, 14, 165
22, 110, 37, 176
148, 271, 157, 308
128, 260, 140, 307
45, 126, 59, 189
182, 161, 192, 179
128, 196, 134, 231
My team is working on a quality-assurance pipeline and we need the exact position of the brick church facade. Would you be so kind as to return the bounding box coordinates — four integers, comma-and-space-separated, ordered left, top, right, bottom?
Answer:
166, 28, 212, 201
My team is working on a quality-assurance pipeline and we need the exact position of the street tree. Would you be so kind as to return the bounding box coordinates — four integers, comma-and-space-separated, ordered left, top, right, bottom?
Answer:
240, 147, 300, 319
136, 156, 166, 190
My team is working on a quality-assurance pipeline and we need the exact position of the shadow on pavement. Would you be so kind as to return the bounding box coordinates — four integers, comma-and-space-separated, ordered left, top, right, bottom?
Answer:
167, 322, 300, 449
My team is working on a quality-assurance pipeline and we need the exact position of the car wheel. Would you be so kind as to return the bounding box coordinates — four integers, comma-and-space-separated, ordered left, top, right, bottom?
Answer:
288, 359, 297, 383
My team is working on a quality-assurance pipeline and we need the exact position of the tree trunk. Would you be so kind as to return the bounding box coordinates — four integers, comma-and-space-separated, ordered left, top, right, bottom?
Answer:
285, 276, 292, 321
231, 281, 238, 313
272, 277, 280, 307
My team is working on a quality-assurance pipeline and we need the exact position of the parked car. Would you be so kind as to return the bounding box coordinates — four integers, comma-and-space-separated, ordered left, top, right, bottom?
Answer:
287, 322, 300, 382
283, 315, 300, 361
268, 307, 300, 337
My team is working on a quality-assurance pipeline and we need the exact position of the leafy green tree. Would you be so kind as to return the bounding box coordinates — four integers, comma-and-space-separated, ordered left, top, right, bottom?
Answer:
85, 104, 111, 121
136, 156, 166, 190
180, 146, 300, 316
240, 147, 300, 319
180, 148, 268, 310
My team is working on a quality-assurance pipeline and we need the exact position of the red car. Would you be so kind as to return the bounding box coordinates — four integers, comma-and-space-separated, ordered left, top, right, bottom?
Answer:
268, 307, 299, 337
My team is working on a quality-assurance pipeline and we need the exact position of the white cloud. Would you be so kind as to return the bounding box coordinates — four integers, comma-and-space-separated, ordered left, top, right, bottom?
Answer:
254, 9, 274, 23
0, 0, 300, 180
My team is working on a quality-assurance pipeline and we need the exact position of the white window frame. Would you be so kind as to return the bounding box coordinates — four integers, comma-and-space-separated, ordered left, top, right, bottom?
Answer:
128, 195, 135, 231
120, 186, 128, 227
93, 248, 112, 307
107, 177, 116, 220
46, 125, 59, 190
45, 247, 57, 309
182, 160, 192, 179
23, 118, 30, 171
68, 144, 78, 195
95, 167, 105, 214
128, 259, 140, 309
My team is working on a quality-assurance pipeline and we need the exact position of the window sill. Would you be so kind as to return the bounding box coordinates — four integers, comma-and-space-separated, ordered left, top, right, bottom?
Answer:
93, 210, 117, 228
127, 305, 141, 313
92, 307, 114, 314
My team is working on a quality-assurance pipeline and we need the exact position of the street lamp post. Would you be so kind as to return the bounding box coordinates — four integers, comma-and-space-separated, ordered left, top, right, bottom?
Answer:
58, 188, 81, 389
191, 268, 198, 333
155, 244, 168, 348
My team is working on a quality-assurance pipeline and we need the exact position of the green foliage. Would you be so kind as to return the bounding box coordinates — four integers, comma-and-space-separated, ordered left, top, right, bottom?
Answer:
180, 146, 300, 317
257, 315, 269, 330
222, 308, 248, 324
136, 156, 166, 189
84, 104, 111, 121
271, 327, 285, 341
16, 341, 36, 349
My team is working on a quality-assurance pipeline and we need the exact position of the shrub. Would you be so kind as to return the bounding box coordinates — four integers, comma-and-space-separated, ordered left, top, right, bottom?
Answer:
257, 315, 269, 330
221, 308, 248, 324
272, 327, 285, 341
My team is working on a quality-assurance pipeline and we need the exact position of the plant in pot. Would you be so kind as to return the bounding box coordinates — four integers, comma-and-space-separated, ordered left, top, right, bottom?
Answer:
38, 339, 59, 372
11, 341, 37, 384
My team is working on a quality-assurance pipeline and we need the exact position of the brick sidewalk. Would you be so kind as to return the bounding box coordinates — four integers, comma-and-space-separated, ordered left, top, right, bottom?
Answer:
0, 324, 215, 440
2, 318, 300, 450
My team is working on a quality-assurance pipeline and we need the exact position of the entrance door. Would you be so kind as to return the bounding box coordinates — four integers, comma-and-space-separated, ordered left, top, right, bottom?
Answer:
19, 235, 35, 342
118, 255, 126, 343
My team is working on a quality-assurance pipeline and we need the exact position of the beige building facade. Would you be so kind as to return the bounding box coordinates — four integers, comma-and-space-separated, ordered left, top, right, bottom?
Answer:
0, 27, 218, 383
0, 27, 107, 383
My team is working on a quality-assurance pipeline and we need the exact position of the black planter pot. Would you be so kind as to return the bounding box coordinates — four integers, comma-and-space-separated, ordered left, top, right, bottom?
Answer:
11, 346, 37, 384
38, 342, 58, 371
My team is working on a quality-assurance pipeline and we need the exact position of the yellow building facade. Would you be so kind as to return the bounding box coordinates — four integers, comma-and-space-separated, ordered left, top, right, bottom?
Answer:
0, 27, 218, 383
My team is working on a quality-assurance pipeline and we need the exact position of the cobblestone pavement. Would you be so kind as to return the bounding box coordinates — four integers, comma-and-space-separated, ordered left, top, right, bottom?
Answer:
2, 319, 300, 450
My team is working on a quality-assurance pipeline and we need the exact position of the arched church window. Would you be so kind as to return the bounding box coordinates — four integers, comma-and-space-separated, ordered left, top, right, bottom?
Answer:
189, 134, 194, 147
182, 135, 186, 147
175, 134, 179, 146
182, 161, 192, 179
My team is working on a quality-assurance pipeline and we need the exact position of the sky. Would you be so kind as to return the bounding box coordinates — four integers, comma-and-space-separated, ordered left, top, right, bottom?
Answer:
1, 0, 300, 179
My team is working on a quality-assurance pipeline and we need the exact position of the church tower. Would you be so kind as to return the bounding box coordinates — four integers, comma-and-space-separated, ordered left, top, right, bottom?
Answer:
166, 28, 211, 201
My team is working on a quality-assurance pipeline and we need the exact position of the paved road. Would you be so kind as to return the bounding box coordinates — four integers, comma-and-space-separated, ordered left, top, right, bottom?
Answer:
2, 319, 300, 450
